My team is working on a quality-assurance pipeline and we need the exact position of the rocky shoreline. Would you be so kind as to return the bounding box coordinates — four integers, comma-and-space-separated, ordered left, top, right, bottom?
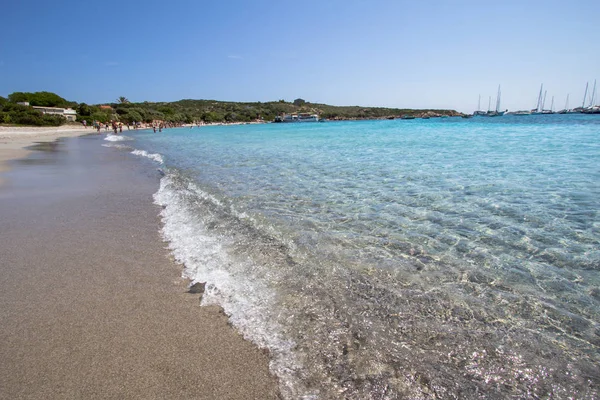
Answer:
325, 109, 465, 121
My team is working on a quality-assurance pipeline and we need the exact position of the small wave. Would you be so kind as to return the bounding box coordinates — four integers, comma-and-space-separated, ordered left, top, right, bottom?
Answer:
153, 171, 308, 399
103, 134, 134, 142
131, 149, 164, 164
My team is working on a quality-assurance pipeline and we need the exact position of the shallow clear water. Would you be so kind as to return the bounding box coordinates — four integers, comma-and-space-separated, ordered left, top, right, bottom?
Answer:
115, 115, 599, 399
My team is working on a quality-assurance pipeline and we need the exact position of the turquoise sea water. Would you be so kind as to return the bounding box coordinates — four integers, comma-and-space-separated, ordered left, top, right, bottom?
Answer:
107, 115, 599, 399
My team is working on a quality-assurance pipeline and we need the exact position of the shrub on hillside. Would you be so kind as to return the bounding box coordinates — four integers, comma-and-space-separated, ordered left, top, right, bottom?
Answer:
8, 91, 72, 108
0, 108, 65, 126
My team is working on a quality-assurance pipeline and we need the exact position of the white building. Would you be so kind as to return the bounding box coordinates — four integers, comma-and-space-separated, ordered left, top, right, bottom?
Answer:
32, 106, 77, 122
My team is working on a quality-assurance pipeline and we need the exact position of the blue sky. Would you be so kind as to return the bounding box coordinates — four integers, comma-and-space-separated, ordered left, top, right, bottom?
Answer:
1, 0, 598, 112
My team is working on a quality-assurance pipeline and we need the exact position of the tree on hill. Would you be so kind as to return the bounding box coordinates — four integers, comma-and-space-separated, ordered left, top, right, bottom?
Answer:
7, 91, 71, 108
77, 103, 92, 116
117, 96, 129, 104
7, 92, 30, 103
293, 98, 306, 106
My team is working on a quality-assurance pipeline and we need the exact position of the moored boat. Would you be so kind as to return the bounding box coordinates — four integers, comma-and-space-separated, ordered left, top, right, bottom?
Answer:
274, 113, 319, 123
582, 106, 600, 114
507, 110, 531, 115
475, 86, 505, 116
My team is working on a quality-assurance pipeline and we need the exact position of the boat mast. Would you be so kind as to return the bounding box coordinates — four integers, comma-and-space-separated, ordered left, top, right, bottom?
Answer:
582, 82, 589, 108
589, 79, 597, 107
550, 96, 554, 112
542, 91, 547, 111
488, 96, 491, 112
495, 85, 501, 113
536, 84, 544, 112
565, 94, 569, 111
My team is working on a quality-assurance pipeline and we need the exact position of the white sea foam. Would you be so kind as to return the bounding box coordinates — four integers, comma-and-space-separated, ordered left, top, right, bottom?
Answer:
185, 181, 223, 207
131, 149, 164, 164
103, 134, 133, 142
153, 173, 311, 399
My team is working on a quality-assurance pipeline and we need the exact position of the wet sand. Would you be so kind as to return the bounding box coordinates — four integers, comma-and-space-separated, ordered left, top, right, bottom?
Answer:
0, 134, 280, 399
0, 125, 93, 185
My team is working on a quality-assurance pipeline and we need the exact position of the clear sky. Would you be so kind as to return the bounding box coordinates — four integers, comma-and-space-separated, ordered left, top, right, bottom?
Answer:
1, 0, 598, 113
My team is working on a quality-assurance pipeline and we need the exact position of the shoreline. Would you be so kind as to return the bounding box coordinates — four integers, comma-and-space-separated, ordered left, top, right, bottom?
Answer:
0, 133, 280, 399
0, 125, 93, 184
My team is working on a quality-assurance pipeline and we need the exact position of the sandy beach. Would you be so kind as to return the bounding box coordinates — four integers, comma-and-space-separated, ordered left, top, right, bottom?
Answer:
0, 128, 280, 399
0, 125, 93, 183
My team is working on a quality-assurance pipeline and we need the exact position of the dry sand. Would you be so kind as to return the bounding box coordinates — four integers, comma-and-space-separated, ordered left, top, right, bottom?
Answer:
0, 131, 280, 399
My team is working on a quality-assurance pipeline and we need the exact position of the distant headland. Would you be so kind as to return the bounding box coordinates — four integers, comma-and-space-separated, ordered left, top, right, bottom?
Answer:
0, 92, 463, 127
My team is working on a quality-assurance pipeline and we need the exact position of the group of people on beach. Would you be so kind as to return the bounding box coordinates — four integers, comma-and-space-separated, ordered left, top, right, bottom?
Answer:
81, 119, 191, 135
89, 120, 123, 134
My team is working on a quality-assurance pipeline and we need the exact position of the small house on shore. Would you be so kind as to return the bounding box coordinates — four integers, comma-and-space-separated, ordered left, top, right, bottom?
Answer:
32, 106, 77, 121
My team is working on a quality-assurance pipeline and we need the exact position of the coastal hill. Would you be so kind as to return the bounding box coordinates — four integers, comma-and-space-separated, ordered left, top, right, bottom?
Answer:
0, 92, 462, 126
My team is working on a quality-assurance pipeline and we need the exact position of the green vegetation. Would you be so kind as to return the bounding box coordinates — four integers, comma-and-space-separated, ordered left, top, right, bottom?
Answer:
0, 91, 74, 126
0, 102, 66, 126
7, 91, 75, 108
0, 91, 462, 127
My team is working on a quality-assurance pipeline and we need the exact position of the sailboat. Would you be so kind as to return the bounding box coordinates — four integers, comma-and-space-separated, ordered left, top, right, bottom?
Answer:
473, 94, 487, 116
541, 92, 554, 114
583, 79, 600, 113
588, 80, 596, 108
530, 84, 553, 114
531, 84, 544, 114
557, 94, 570, 114
484, 85, 505, 116
572, 82, 589, 113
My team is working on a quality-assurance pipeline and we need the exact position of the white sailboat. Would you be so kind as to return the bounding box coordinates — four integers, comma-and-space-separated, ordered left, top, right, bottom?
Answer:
531, 84, 554, 114
541, 91, 554, 114
572, 82, 589, 113
557, 94, 571, 114
583, 81, 589, 108
482, 85, 505, 116
583, 79, 600, 113
473, 94, 486, 116
531, 84, 544, 114
588, 79, 597, 108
